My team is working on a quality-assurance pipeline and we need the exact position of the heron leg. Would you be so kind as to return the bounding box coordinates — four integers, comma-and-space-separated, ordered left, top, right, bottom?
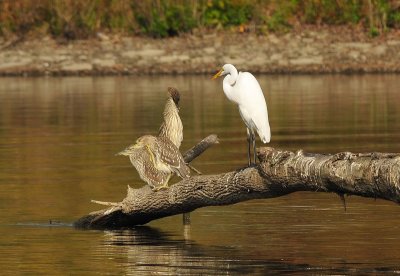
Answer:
246, 128, 251, 166
154, 174, 172, 191
154, 183, 169, 191
188, 164, 202, 175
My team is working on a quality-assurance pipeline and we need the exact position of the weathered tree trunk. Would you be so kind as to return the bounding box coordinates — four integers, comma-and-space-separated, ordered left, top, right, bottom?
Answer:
75, 142, 400, 229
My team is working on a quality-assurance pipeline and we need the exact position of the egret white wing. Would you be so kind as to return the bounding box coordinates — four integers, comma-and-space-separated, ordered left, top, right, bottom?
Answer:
235, 72, 271, 143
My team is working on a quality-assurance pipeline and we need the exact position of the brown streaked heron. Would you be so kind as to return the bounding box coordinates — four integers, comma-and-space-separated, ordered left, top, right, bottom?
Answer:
158, 87, 183, 149
117, 135, 190, 191
158, 87, 194, 224
159, 87, 201, 175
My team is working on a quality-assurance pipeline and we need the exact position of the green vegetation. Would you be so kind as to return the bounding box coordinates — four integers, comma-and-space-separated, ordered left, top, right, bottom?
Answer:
0, 0, 399, 39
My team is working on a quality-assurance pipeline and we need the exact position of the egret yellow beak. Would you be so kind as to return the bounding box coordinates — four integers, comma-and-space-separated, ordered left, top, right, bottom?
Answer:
212, 69, 223, 80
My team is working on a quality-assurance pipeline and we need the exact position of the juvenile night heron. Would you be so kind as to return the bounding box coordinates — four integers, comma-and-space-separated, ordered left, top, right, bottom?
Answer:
158, 87, 193, 224
158, 87, 183, 148
117, 135, 190, 191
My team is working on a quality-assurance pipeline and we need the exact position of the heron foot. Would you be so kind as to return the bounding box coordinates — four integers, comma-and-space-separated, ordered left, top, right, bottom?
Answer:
188, 164, 202, 175
152, 184, 169, 192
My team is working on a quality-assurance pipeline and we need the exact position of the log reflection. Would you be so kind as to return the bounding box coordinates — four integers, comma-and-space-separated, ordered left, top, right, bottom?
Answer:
99, 226, 394, 275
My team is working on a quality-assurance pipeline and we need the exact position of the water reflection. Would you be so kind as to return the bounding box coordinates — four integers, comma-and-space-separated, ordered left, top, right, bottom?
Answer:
0, 75, 400, 273
100, 226, 399, 275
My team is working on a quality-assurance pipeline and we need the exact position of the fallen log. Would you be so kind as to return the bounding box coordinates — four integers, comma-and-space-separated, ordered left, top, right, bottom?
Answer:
75, 141, 400, 229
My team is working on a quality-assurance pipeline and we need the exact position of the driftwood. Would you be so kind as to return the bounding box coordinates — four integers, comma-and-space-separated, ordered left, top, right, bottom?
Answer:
75, 136, 400, 229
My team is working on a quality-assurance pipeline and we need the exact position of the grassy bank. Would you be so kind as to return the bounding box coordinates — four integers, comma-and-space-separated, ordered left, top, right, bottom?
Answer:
1, 0, 399, 39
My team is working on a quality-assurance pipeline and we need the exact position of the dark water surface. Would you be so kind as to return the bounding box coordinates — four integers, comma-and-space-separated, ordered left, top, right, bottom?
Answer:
0, 75, 400, 274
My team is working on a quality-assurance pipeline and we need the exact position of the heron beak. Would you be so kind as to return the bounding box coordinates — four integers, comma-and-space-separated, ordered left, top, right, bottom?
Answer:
212, 69, 223, 80
116, 145, 135, 156
133, 143, 141, 149
115, 150, 127, 156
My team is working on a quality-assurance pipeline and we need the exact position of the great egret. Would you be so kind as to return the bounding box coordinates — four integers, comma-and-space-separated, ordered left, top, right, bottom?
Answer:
212, 64, 271, 165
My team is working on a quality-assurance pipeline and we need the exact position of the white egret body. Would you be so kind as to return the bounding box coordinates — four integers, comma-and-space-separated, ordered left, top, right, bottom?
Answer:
213, 64, 271, 165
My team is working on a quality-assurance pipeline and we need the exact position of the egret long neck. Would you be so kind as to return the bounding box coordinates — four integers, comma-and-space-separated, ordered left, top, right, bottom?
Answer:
223, 70, 239, 103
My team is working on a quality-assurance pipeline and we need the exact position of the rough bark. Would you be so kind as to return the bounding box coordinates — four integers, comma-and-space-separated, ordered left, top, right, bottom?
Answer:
75, 145, 400, 229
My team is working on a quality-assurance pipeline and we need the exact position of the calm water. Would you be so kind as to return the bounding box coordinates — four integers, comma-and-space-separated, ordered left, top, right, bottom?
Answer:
0, 75, 400, 274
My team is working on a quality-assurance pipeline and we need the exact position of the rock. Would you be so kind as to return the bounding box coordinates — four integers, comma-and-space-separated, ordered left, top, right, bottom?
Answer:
177, 55, 190, 61
191, 56, 216, 64
159, 56, 178, 63
371, 45, 387, 56
61, 63, 92, 71
96, 32, 110, 41
269, 53, 283, 62
387, 40, 400, 46
336, 42, 372, 51
268, 34, 280, 44
138, 49, 165, 57
0, 58, 32, 70
302, 38, 314, 44
159, 55, 190, 63
93, 59, 116, 67
225, 58, 246, 65
290, 56, 323, 65
348, 50, 360, 60
248, 55, 269, 66
122, 49, 165, 59
121, 50, 137, 58
203, 47, 215, 54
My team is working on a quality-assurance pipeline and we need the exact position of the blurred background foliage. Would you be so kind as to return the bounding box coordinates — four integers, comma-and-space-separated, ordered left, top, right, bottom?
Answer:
0, 0, 400, 39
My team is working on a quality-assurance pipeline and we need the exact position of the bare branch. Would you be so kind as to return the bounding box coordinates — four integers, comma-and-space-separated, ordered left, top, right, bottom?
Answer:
183, 134, 219, 163
91, 200, 120, 207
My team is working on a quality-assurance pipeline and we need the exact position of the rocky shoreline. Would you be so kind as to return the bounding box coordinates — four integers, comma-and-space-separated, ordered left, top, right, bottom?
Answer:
1, 26, 400, 76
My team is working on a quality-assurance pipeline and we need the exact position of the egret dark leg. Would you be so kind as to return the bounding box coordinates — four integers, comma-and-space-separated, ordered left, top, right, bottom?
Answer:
246, 128, 251, 166
252, 133, 257, 164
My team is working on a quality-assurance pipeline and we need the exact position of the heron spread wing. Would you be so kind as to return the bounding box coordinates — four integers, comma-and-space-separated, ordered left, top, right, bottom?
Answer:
158, 96, 183, 148
128, 147, 170, 189
156, 137, 190, 178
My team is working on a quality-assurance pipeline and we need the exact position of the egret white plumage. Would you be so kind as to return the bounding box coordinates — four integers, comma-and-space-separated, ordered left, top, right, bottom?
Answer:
212, 64, 271, 165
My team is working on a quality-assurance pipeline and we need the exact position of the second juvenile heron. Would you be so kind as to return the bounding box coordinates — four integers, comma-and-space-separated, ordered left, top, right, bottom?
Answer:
117, 135, 190, 191
159, 87, 183, 148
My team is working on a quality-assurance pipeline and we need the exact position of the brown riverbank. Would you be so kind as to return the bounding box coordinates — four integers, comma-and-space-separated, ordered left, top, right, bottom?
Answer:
1, 26, 400, 76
